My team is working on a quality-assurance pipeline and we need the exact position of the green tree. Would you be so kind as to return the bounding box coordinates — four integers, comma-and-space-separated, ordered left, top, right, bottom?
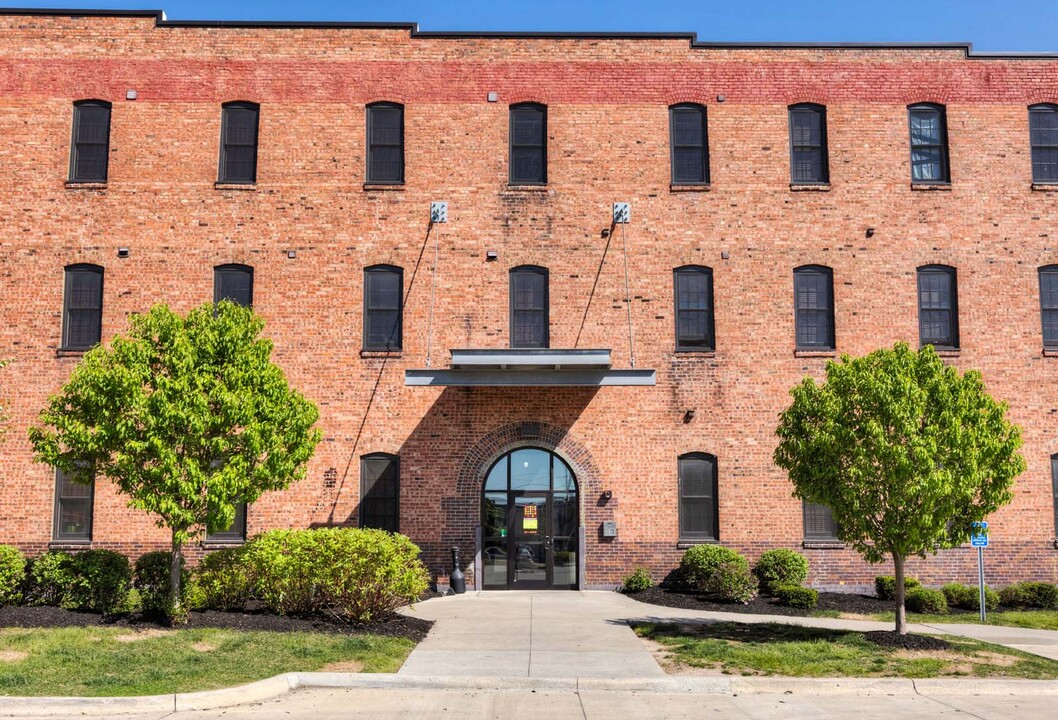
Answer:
774, 343, 1024, 634
30, 302, 321, 621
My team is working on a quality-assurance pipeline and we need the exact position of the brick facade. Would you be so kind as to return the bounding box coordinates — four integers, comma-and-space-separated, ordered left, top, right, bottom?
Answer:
1, 10, 1058, 590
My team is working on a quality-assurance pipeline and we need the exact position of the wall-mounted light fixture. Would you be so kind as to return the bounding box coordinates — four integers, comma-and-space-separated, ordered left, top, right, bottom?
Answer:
117, 247, 129, 259
683, 409, 696, 423
487, 92, 499, 103
125, 89, 137, 101
866, 227, 876, 238
286, 250, 297, 259
486, 250, 498, 262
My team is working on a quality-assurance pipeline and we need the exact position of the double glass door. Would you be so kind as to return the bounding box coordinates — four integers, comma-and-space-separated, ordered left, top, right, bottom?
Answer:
482, 448, 579, 590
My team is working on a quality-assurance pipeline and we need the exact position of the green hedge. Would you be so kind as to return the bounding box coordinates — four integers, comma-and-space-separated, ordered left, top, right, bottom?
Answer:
621, 567, 654, 593
679, 545, 757, 604
134, 551, 189, 619
941, 582, 999, 612
245, 528, 429, 622
195, 546, 253, 611
753, 549, 809, 595
24, 550, 130, 615
0, 545, 26, 606
999, 582, 1058, 610
773, 583, 818, 609
874, 575, 921, 601
905, 586, 948, 614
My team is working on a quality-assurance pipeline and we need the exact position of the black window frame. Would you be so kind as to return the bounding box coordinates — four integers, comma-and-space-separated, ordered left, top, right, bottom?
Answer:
213, 264, 254, 308
509, 103, 547, 185
509, 265, 549, 349
366, 102, 405, 185
204, 502, 247, 544
916, 264, 959, 350
69, 99, 112, 184
363, 264, 403, 351
360, 453, 400, 533
1052, 454, 1058, 540
678, 452, 719, 543
218, 101, 260, 184
803, 502, 841, 542
61, 264, 104, 351
908, 103, 951, 185
1040, 265, 1058, 348
674, 266, 715, 352
793, 265, 836, 351
669, 103, 710, 185
788, 103, 829, 185
1029, 104, 1058, 184
53, 467, 93, 543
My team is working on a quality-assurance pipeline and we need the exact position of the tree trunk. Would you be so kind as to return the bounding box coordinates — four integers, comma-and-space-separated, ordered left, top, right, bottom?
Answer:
170, 533, 183, 623
894, 553, 907, 635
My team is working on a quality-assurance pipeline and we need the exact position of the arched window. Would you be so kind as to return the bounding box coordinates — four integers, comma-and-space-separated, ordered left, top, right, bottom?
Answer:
363, 265, 403, 351
908, 103, 950, 184
214, 264, 254, 307
366, 102, 404, 184
669, 104, 709, 185
674, 266, 714, 351
1029, 104, 1058, 184
510, 265, 549, 348
69, 100, 111, 183
219, 101, 259, 183
361, 453, 400, 532
788, 103, 829, 184
62, 264, 104, 350
678, 453, 718, 542
793, 265, 835, 350
917, 265, 958, 349
509, 103, 547, 184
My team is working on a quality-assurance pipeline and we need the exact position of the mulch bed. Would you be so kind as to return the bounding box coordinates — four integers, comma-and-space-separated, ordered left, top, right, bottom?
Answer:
864, 630, 951, 651
624, 585, 896, 616
0, 603, 433, 643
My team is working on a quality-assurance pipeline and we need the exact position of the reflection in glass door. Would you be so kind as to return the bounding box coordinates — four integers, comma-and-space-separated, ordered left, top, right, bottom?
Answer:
481, 448, 579, 590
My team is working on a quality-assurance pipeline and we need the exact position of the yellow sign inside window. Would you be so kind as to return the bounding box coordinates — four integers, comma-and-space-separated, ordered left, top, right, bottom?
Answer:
523, 504, 539, 533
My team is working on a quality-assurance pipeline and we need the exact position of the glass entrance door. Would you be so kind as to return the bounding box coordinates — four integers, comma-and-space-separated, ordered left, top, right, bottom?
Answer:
481, 448, 579, 590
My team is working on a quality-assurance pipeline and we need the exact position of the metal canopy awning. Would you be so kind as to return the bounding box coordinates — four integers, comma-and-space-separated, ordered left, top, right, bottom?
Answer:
405, 349, 656, 387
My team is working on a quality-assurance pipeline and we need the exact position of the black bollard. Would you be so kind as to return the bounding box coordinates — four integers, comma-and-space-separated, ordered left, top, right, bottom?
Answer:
450, 546, 466, 594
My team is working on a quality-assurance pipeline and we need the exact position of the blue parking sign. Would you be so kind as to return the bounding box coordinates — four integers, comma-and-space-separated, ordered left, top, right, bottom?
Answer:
971, 521, 989, 548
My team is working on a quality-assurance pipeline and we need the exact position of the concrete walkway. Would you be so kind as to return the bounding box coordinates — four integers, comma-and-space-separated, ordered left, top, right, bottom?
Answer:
400, 589, 1058, 677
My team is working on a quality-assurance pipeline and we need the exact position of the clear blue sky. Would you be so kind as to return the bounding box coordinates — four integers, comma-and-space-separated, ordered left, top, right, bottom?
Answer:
4, 0, 1058, 53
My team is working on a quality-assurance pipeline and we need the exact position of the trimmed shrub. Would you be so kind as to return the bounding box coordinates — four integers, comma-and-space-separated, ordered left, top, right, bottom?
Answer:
26, 551, 76, 607
999, 582, 1058, 610
941, 582, 999, 612
680, 545, 745, 589
905, 586, 948, 614
875, 575, 921, 601
67, 550, 131, 615
246, 528, 430, 622
621, 567, 654, 593
753, 549, 809, 595
134, 551, 189, 619
0, 545, 26, 606
195, 546, 253, 611
773, 583, 819, 609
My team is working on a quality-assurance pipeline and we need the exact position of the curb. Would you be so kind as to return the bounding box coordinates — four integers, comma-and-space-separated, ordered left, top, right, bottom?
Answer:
4, 672, 1058, 714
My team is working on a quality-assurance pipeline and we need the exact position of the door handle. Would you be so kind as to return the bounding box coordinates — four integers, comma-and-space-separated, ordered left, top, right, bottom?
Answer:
544, 536, 553, 550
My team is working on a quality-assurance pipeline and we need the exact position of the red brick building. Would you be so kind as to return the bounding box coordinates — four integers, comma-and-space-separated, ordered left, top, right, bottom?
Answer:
2, 8, 1058, 590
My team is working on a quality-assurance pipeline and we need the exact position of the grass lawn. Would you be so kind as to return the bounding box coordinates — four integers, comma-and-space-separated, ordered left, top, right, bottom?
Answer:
855, 610, 1058, 631
0, 627, 415, 696
634, 622, 1058, 679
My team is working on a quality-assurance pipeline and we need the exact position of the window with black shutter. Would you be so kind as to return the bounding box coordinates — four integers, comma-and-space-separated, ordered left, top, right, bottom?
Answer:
794, 265, 835, 350
218, 102, 259, 184
917, 265, 958, 349
803, 502, 841, 542
361, 453, 399, 532
366, 103, 404, 184
53, 468, 93, 542
674, 266, 714, 351
1052, 454, 1058, 539
788, 104, 829, 184
69, 100, 111, 183
1030, 104, 1058, 184
363, 265, 403, 351
1040, 266, 1058, 348
62, 264, 103, 350
510, 266, 549, 348
908, 104, 950, 184
670, 104, 709, 185
678, 453, 718, 542
214, 264, 254, 307
509, 103, 546, 185
205, 503, 247, 544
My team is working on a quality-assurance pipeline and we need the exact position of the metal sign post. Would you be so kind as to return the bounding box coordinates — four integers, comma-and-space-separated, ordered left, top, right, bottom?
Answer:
970, 521, 989, 623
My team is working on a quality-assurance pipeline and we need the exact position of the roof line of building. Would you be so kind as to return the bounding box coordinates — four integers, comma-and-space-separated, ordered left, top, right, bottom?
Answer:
3, 7, 1057, 59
